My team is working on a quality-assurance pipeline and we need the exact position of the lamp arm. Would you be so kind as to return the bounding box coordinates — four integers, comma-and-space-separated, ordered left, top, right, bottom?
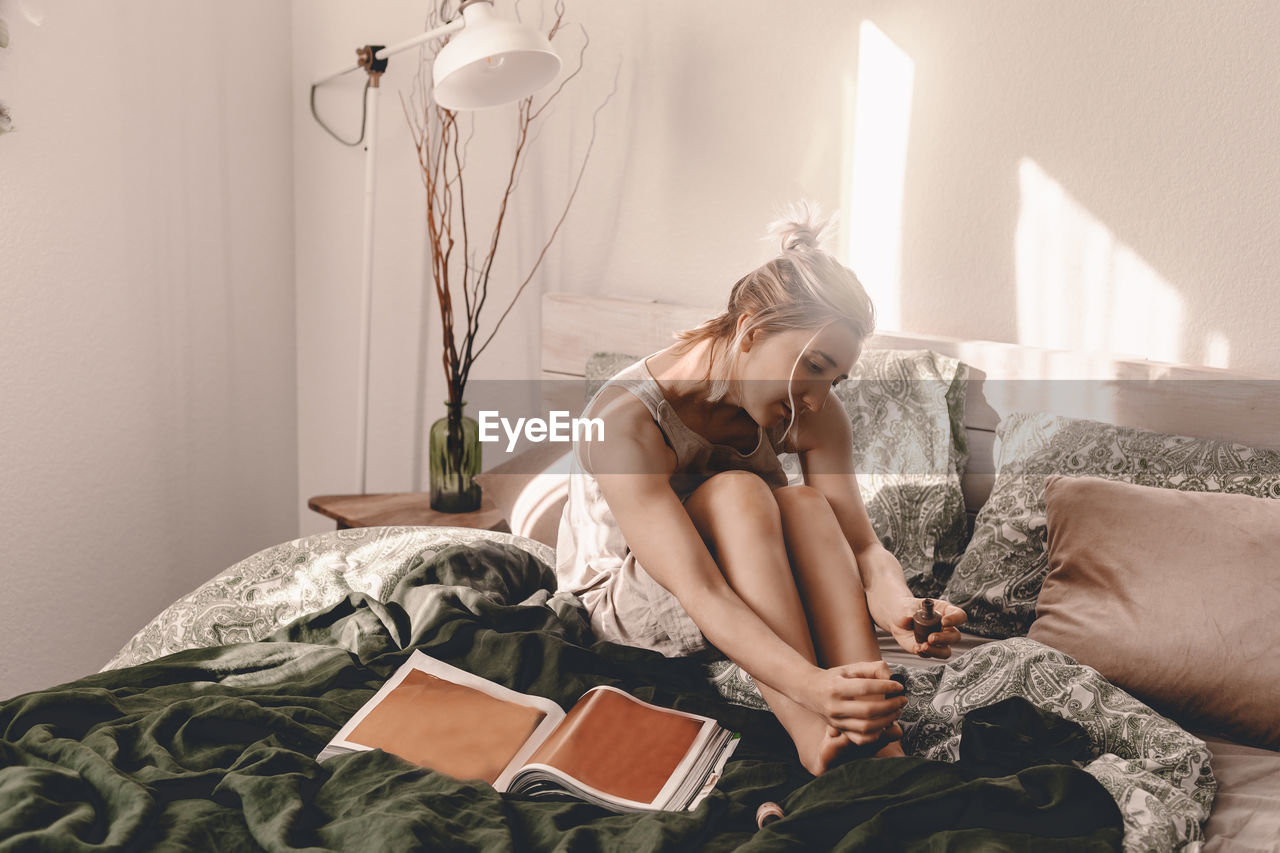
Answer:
309, 16, 466, 152
310, 18, 464, 89
370, 17, 464, 65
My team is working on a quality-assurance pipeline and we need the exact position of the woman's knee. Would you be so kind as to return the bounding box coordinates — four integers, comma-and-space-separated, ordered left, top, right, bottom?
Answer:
687, 473, 798, 590
773, 484, 836, 518
703, 470, 779, 510
688, 470, 782, 530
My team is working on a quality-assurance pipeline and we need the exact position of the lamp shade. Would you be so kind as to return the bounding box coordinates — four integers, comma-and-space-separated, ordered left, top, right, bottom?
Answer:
432, 1, 562, 110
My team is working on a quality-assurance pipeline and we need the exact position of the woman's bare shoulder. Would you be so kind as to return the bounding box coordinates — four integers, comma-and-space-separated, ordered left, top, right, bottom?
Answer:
580, 386, 675, 474
585, 383, 649, 425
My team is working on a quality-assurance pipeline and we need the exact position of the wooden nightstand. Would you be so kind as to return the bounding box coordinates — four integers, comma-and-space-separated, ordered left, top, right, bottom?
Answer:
308, 490, 510, 532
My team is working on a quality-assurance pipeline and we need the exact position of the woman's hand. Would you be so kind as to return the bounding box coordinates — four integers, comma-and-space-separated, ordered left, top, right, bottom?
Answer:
801, 660, 907, 746
874, 592, 967, 659
857, 544, 967, 658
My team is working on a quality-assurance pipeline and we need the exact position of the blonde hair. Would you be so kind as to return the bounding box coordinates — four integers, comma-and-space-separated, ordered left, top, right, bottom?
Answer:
674, 201, 876, 402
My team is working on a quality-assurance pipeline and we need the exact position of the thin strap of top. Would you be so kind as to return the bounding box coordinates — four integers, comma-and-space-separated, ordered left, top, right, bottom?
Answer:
601, 358, 668, 413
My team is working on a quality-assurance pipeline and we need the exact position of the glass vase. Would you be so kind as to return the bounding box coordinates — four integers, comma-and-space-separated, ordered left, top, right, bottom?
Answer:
429, 401, 482, 513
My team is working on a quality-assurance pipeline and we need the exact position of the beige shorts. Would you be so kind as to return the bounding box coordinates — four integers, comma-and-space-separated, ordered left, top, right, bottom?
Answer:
577, 552, 708, 658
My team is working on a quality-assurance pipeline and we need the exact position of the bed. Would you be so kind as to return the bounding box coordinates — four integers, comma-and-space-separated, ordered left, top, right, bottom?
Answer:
2, 292, 1277, 852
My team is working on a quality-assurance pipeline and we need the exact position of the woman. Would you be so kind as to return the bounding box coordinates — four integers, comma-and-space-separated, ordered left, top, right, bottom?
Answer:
555, 203, 966, 774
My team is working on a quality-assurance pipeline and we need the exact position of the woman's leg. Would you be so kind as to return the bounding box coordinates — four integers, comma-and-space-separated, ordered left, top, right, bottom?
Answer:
772, 483, 906, 757
771, 484, 879, 667
682, 471, 889, 773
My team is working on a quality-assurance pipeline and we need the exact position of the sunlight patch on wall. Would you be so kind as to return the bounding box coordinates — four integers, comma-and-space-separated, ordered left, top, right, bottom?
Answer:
1016, 157, 1184, 364
843, 21, 914, 332
1205, 331, 1230, 369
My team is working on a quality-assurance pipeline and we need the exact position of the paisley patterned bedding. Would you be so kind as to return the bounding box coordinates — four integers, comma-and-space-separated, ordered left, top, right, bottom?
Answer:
104, 527, 556, 672
709, 640, 1214, 853
104, 526, 1215, 852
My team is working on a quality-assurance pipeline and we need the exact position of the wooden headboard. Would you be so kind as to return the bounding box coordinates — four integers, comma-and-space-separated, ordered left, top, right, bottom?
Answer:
541, 292, 1280, 511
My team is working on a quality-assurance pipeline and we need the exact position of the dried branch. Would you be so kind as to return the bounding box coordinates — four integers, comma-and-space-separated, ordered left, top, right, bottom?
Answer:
472, 59, 619, 362
528, 22, 587, 121
404, 0, 606, 406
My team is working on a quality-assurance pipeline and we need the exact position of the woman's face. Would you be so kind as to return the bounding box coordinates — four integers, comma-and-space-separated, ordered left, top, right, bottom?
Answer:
736, 321, 861, 429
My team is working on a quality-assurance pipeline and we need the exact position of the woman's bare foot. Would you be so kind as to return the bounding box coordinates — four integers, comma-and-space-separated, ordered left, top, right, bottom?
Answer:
797, 724, 856, 775
798, 723, 906, 773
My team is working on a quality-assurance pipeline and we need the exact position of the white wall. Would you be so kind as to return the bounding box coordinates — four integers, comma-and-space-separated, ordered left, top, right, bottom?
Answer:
293, 0, 1280, 538
511, 0, 1280, 373
0, 1, 297, 699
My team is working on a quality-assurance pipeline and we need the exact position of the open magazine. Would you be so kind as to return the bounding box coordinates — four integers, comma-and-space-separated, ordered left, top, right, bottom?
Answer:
318, 650, 740, 813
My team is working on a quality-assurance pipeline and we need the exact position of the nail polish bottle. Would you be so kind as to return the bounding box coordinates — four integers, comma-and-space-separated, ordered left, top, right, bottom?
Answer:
913, 598, 942, 645
756, 801, 784, 829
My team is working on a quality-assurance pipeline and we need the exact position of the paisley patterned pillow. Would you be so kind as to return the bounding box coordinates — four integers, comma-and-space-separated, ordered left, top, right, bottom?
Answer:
945, 412, 1280, 637
587, 348, 970, 597
585, 352, 642, 398
829, 349, 970, 596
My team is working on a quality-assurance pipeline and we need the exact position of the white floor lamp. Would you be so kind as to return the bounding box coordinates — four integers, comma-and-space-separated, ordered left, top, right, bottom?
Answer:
310, 0, 561, 494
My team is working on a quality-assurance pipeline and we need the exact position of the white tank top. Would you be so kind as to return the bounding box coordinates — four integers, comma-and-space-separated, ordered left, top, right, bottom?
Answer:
554, 355, 789, 599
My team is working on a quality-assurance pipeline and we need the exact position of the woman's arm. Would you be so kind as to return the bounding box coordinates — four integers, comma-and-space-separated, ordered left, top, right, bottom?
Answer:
793, 401, 967, 657
582, 390, 902, 731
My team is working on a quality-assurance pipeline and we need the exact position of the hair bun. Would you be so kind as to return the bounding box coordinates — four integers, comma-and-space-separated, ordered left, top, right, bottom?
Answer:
768, 200, 836, 253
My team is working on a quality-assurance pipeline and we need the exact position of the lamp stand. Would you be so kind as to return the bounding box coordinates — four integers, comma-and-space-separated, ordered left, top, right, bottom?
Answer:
354, 46, 386, 495
316, 25, 464, 494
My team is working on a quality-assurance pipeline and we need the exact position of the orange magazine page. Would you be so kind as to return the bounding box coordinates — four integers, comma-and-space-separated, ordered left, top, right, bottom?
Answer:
346, 669, 546, 785
322, 650, 566, 790
524, 686, 706, 806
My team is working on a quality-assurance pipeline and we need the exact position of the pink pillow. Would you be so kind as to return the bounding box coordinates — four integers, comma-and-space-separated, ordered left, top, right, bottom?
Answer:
1029, 475, 1280, 749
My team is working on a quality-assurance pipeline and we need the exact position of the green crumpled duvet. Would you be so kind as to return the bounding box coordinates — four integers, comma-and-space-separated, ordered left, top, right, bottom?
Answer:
1, 542, 1127, 851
